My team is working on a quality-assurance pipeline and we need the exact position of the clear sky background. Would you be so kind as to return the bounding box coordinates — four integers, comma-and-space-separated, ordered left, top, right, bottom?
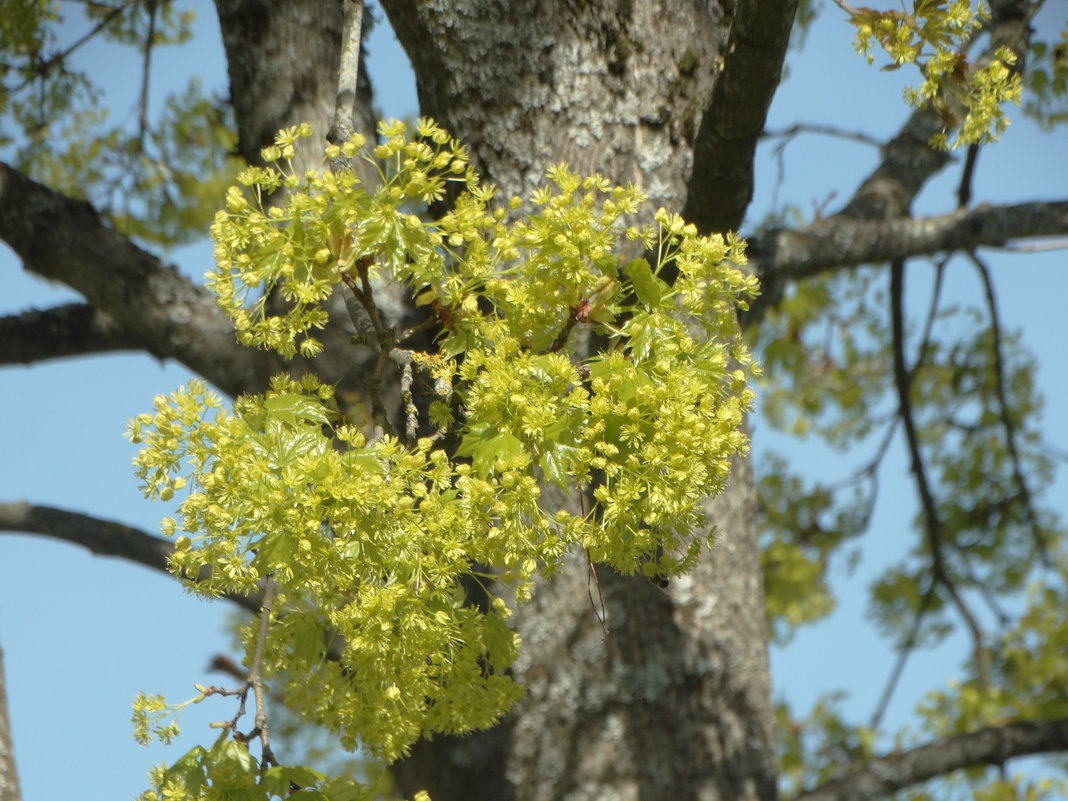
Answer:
1, 3, 1066, 799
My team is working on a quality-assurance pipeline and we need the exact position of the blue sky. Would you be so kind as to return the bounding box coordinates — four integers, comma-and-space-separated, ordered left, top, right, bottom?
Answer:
2, 3, 1067, 799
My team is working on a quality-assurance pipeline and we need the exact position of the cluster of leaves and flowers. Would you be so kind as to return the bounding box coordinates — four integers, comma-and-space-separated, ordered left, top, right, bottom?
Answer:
127, 119, 758, 798
846, 0, 1022, 148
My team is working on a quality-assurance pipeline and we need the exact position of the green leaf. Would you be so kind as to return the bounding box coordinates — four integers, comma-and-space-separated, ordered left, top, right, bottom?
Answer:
624, 257, 667, 309
264, 392, 332, 427
457, 423, 527, 476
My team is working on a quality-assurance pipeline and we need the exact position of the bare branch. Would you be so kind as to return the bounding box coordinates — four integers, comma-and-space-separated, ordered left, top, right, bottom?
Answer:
0, 501, 173, 573
747, 200, 1068, 320
0, 162, 280, 396
0, 501, 259, 613
761, 122, 883, 149
0, 303, 141, 365
683, 0, 798, 234
248, 578, 278, 770
7, 1, 134, 94
792, 717, 1068, 801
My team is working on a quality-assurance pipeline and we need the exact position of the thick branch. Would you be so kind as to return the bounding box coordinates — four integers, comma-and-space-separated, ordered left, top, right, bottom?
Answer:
0, 303, 141, 365
0, 501, 173, 574
683, 0, 798, 234
793, 717, 1068, 801
747, 200, 1068, 315
0, 163, 279, 396
0, 501, 259, 613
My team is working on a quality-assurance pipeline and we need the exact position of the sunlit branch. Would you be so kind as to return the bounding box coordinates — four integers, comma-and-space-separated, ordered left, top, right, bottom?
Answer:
328, 0, 365, 151
889, 259, 992, 691
399, 356, 418, 444
968, 250, 1048, 563
0, 641, 23, 801
793, 717, 1068, 801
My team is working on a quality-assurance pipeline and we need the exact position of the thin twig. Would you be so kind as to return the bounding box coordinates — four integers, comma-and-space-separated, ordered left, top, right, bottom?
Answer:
869, 575, 937, 730
9, 0, 136, 93
890, 259, 992, 691
967, 250, 1048, 564
761, 122, 883, 149
136, 0, 158, 149
585, 550, 609, 637
248, 577, 278, 770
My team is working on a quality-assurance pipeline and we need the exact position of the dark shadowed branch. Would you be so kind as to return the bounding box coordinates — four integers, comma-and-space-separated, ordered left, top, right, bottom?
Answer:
683, 0, 799, 234
890, 259, 992, 690
0, 501, 259, 613
793, 717, 1068, 801
0, 501, 174, 574
0, 304, 142, 366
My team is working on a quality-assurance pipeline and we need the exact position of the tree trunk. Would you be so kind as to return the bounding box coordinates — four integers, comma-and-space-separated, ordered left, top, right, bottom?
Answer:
378, 3, 782, 799
211, 2, 785, 798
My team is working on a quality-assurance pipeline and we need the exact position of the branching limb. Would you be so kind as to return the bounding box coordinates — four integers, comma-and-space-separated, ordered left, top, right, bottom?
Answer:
0, 163, 280, 397
762, 123, 883, 150
0, 304, 142, 365
868, 575, 937, 730
792, 717, 1068, 801
7, 1, 134, 94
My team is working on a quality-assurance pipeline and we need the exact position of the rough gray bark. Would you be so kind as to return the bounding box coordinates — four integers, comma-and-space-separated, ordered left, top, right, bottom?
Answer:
378, 3, 784, 799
